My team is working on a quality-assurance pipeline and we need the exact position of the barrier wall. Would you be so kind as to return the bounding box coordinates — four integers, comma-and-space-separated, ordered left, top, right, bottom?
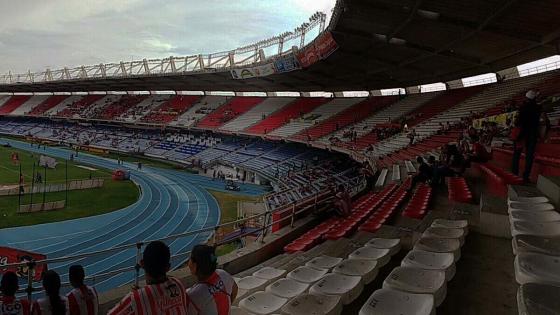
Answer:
0, 178, 104, 196
18, 200, 66, 213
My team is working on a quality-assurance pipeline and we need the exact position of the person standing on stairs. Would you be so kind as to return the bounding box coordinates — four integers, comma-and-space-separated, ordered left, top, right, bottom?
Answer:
512, 90, 542, 183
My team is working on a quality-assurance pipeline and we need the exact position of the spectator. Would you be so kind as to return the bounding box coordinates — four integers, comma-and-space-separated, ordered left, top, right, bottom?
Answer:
1, 271, 31, 315
108, 241, 188, 315
512, 90, 542, 182
32, 270, 68, 315
67, 265, 98, 315
408, 129, 416, 145
333, 184, 351, 217
468, 135, 491, 163
186, 245, 238, 315
410, 156, 433, 190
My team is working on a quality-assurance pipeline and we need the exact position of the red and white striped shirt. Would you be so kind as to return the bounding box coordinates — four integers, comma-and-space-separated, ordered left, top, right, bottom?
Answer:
185, 270, 235, 315
31, 296, 69, 315
0, 296, 31, 315
108, 277, 188, 315
67, 285, 98, 315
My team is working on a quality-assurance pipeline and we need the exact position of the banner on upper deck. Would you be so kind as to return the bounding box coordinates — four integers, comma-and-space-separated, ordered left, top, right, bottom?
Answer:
230, 63, 276, 79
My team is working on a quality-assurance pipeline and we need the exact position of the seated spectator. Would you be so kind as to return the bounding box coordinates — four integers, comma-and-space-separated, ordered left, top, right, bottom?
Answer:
410, 156, 433, 190
333, 184, 351, 217
67, 265, 99, 315
108, 241, 188, 315
468, 135, 491, 163
1, 271, 31, 315
186, 245, 238, 314
32, 270, 68, 315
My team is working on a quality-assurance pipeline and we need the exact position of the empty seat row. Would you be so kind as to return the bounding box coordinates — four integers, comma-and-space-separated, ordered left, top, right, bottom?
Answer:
360, 219, 468, 315
402, 183, 432, 219
237, 237, 402, 314
447, 177, 473, 203
506, 194, 560, 314
359, 179, 411, 233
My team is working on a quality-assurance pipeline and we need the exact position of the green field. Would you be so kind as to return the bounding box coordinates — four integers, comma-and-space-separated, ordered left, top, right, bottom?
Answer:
0, 145, 139, 228
208, 190, 261, 256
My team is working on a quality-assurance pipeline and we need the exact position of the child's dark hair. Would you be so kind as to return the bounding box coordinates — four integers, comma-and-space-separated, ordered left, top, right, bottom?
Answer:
43, 270, 66, 315
0, 271, 18, 296
69, 265, 85, 287
143, 241, 171, 278
190, 245, 218, 278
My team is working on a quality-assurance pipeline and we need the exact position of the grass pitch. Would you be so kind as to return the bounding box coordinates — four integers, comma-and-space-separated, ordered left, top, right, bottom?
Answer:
0, 145, 139, 228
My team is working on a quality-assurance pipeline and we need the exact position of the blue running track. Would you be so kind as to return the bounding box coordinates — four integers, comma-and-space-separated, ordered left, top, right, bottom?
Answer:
0, 138, 267, 294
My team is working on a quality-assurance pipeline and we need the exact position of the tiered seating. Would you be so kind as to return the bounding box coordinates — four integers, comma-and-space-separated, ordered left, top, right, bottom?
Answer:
360, 219, 467, 314
95, 95, 149, 120
506, 193, 560, 313
358, 180, 411, 233
28, 95, 69, 116
238, 231, 402, 315
328, 92, 441, 148
196, 97, 264, 129
291, 96, 397, 141
475, 163, 523, 197
245, 98, 330, 135
402, 183, 432, 219
141, 95, 201, 123
268, 98, 362, 138
9, 95, 49, 115
447, 177, 473, 203
492, 142, 560, 182
220, 97, 295, 132
55, 95, 105, 118
0, 95, 32, 115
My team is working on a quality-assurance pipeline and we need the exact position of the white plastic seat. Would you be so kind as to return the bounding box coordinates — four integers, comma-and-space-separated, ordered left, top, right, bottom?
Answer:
511, 221, 560, 237
305, 256, 343, 270
237, 276, 269, 295
414, 238, 461, 262
401, 250, 456, 281
365, 238, 402, 256
508, 202, 555, 213
286, 266, 328, 284
514, 252, 560, 286
517, 283, 560, 315
252, 267, 286, 281
281, 293, 342, 315
239, 291, 287, 315
230, 306, 252, 315
512, 235, 560, 256
309, 273, 363, 305
509, 210, 560, 223
348, 247, 391, 267
332, 259, 379, 284
265, 278, 309, 299
508, 196, 549, 204
431, 219, 469, 235
383, 267, 447, 306
422, 227, 465, 246
359, 288, 435, 315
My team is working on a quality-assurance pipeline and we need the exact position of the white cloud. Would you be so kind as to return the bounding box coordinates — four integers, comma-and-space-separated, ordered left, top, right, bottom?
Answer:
0, 0, 336, 74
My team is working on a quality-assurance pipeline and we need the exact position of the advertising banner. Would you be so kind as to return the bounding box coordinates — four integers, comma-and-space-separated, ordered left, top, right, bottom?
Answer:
273, 53, 301, 73
297, 32, 338, 68
230, 63, 276, 80
315, 32, 338, 59
0, 247, 47, 281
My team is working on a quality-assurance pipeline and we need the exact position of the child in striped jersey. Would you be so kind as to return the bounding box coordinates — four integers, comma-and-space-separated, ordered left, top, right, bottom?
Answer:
1, 271, 31, 315
66, 266, 98, 315
185, 245, 238, 315
108, 241, 188, 315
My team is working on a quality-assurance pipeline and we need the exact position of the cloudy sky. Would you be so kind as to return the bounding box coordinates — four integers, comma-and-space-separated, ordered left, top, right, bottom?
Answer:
0, 0, 336, 74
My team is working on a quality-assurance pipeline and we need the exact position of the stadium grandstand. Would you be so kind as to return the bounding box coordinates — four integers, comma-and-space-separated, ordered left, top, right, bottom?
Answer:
1, 0, 560, 314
